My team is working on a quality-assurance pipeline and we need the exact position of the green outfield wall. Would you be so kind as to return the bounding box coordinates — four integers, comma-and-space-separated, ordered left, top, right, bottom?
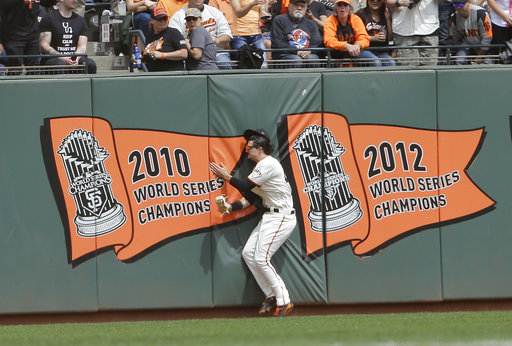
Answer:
0, 69, 510, 314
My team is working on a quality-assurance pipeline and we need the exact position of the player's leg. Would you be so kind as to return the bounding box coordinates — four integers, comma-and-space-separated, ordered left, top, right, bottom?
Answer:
253, 213, 296, 307
242, 220, 274, 298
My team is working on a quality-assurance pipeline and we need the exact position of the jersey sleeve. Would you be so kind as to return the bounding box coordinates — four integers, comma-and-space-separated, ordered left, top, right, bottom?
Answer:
213, 7, 232, 38
169, 11, 186, 37
247, 160, 274, 186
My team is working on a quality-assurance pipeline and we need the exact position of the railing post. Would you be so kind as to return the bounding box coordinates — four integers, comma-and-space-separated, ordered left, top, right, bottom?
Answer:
84, 55, 89, 74
445, 48, 451, 65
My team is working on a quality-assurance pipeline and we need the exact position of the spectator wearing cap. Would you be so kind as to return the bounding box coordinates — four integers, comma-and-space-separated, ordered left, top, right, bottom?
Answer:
386, 0, 440, 66
184, 7, 220, 69
169, 0, 233, 69
487, 0, 512, 51
127, 0, 159, 40
323, 0, 374, 66
142, 7, 188, 71
271, 0, 323, 67
450, 0, 492, 64
355, 0, 396, 66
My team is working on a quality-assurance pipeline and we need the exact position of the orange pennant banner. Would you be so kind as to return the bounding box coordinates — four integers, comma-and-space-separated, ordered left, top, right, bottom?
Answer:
47, 117, 255, 263
279, 112, 495, 257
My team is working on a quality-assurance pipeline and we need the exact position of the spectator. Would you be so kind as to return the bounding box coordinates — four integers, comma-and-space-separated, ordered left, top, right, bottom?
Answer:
0, 0, 45, 70
229, 0, 267, 65
271, 0, 323, 67
169, 0, 233, 69
487, 0, 512, 51
323, 0, 373, 66
355, 0, 395, 66
260, 0, 276, 61
387, 0, 440, 66
155, 0, 188, 19
305, 0, 329, 33
470, 0, 486, 9
184, 7, 219, 69
438, 1, 454, 47
142, 7, 187, 70
127, 0, 158, 40
40, 0, 97, 73
209, 0, 236, 26
450, 0, 492, 64
0, 41, 6, 74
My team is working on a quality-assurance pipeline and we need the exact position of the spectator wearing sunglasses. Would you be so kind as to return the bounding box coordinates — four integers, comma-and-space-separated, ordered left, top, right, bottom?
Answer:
450, 0, 492, 64
184, 7, 219, 69
142, 7, 188, 71
387, 0, 440, 66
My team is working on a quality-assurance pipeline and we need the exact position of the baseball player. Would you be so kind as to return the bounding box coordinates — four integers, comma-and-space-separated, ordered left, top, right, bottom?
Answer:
209, 129, 296, 317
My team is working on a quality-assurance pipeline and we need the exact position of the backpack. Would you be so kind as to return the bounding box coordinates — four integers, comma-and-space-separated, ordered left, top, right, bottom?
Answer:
238, 44, 264, 69
499, 40, 512, 64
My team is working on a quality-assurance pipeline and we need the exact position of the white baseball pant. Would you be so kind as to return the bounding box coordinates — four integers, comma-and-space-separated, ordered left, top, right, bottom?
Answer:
242, 212, 296, 307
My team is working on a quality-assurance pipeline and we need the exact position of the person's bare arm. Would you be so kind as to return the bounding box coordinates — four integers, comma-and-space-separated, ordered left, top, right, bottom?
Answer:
488, 0, 512, 26
230, 0, 265, 18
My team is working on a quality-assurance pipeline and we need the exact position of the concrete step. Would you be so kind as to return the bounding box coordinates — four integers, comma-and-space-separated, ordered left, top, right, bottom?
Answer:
86, 41, 130, 73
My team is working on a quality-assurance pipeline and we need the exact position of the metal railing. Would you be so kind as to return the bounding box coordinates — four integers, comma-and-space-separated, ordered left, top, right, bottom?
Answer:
123, 42, 506, 72
0, 53, 91, 76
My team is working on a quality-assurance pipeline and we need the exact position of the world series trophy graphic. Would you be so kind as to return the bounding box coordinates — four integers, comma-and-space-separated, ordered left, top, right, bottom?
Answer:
292, 125, 363, 232
57, 129, 126, 237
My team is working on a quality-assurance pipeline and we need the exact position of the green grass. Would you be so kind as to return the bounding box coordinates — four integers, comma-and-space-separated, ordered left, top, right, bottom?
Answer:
1, 311, 511, 345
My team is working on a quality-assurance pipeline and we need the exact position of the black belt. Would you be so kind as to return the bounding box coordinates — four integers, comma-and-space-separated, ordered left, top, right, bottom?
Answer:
264, 207, 295, 215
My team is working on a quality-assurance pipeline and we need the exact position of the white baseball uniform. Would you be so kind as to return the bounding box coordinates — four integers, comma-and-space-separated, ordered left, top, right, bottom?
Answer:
242, 155, 296, 307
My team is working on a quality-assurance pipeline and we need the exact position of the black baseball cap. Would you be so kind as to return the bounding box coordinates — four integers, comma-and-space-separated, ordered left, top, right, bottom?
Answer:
243, 128, 271, 143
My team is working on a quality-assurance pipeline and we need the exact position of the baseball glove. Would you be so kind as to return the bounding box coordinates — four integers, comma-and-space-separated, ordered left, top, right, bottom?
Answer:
215, 195, 231, 214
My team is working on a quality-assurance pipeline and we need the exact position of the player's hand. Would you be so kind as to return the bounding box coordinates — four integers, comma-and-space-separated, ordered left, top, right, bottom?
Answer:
209, 162, 230, 180
215, 195, 232, 214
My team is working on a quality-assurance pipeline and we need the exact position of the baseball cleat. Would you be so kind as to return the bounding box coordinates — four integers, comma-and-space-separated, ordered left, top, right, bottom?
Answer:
274, 302, 294, 317
259, 296, 277, 314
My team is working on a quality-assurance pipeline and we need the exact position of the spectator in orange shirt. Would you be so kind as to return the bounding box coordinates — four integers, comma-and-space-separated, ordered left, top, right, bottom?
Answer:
156, 0, 188, 20
209, 0, 236, 26
324, 0, 378, 66
229, 0, 267, 64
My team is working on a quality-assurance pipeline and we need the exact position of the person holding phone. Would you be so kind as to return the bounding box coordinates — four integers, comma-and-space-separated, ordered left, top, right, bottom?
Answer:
39, 0, 97, 73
